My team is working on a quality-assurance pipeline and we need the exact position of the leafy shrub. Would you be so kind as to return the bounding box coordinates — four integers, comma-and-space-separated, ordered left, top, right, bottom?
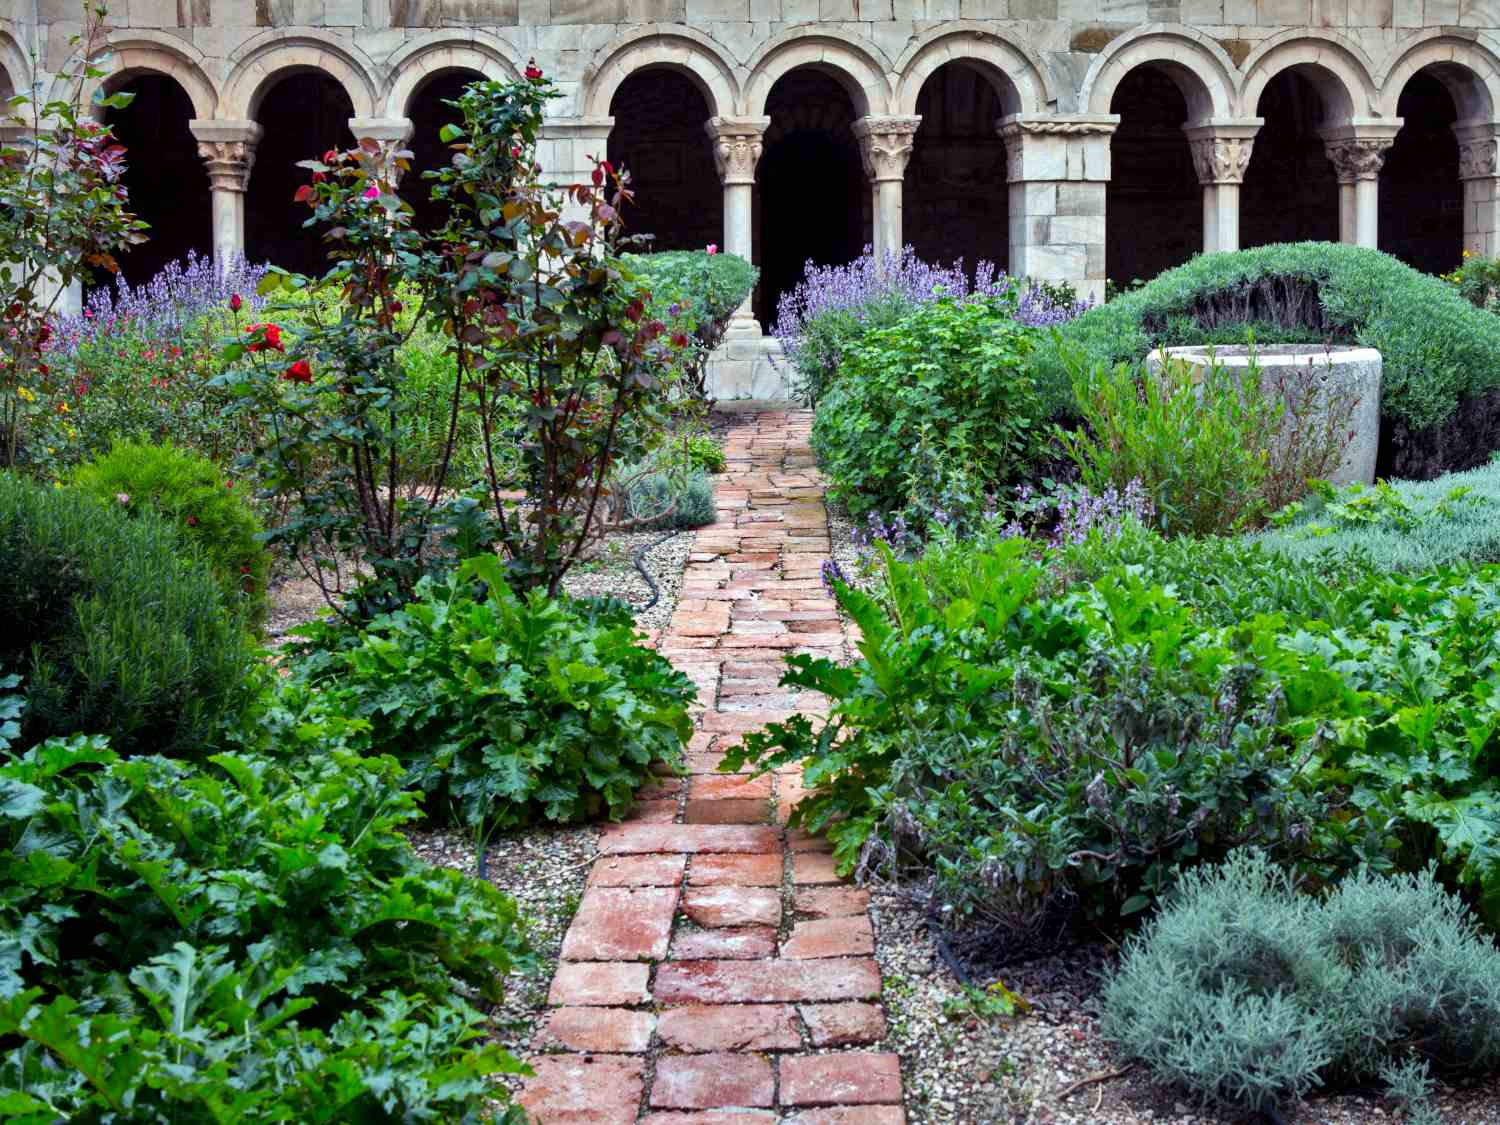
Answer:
1252, 461, 1500, 571
811, 296, 1043, 524
1059, 351, 1353, 535
70, 440, 272, 629
674, 431, 726, 474
625, 466, 716, 530
731, 526, 1500, 929
0, 472, 255, 757
1101, 851, 1500, 1118
1035, 242, 1500, 475
0, 735, 531, 1122
288, 555, 695, 829
1441, 248, 1500, 311
625, 250, 757, 399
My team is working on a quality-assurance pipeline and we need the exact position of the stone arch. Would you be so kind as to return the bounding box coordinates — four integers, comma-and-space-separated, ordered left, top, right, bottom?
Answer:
1080, 25, 1239, 120
1241, 30, 1379, 121
0, 28, 31, 99
743, 30, 893, 117
384, 31, 524, 118
1376, 30, 1500, 120
894, 25, 1053, 117
581, 26, 738, 120
91, 33, 218, 121
221, 32, 379, 120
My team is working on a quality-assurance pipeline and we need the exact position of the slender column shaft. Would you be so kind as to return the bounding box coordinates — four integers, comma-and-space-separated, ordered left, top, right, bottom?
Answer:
1338, 182, 1358, 244
1216, 183, 1240, 252
1202, 184, 1218, 253
1354, 177, 1379, 248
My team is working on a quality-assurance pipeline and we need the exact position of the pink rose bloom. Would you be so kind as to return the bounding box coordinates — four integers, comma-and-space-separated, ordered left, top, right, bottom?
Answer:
706, 243, 719, 255
363, 184, 381, 200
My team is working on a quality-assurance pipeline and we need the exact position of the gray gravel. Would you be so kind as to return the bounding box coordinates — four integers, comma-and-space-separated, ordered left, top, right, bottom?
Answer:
405, 824, 598, 1099
560, 527, 694, 634
869, 883, 1500, 1124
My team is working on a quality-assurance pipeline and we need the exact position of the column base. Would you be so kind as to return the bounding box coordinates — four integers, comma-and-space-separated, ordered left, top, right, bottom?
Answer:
706, 332, 789, 400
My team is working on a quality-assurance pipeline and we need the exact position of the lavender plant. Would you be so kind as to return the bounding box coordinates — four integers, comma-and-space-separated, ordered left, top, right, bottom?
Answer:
772, 246, 1088, 405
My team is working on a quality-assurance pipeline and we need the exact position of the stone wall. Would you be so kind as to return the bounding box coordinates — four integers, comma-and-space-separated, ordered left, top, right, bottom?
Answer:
3, 0, 1499, 396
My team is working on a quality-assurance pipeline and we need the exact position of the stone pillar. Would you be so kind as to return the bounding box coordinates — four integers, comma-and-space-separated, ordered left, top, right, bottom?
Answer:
536, 116, 615, 227
190, 120, 262, 269
348, 116, 414, 185
1183, 119, 1261, 253
998, 113, 1118, 304
705, 116, 770, 337
1454, 118, 1500, 258
1319, 122, 1401, 249
851, 115, 922, 265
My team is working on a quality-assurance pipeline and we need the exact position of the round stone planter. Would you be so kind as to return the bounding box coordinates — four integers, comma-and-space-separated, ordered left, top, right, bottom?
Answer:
1144, 343, 1381, 486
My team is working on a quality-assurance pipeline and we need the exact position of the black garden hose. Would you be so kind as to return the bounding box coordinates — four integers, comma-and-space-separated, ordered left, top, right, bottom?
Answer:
632, 527, 681, 613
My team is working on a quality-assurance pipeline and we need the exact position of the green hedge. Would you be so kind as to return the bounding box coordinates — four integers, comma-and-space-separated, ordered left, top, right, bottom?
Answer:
1034, 242, 1500, 431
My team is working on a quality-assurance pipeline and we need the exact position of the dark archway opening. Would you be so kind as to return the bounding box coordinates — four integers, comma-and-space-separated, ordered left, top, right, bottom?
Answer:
905, 62, 1008, 277
104, 74, 210, 287
607, 69, 720, 253
1107, 66, 1200, 288
247, 72, 354, 274
1380, 71, 1462, 275
401, 69, 484, 232
1242, 70, 1340, 248
757, 69, 866, 327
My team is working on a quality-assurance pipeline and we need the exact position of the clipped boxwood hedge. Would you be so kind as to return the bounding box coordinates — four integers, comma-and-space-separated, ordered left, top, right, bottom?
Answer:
1034, 242, 1500, 477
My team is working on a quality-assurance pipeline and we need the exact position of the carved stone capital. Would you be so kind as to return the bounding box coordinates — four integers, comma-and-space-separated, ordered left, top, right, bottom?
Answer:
190, 120, 263, 194
851, 115, 922, 182
1458, 137, 1498, 180
1323, 138, 1394, 183
1188, 136, 1254, 185
197, 140, 256, 193
705, 115, 770, 185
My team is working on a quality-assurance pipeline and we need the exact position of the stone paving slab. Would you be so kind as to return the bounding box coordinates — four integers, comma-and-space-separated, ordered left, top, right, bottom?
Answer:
520, 411, 904, 1121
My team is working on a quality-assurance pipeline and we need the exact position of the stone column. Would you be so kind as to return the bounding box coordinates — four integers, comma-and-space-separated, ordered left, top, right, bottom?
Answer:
1183, 119, 1261, 253
536, 116, 615, 227
851, 115, 922, 265
1454, 118, 1500, 258
190, 120, 263, 269
706, 115, 770, 337
1319, 122, 1401, 249
998, 113, 1118, 303
348, 116, 414, 185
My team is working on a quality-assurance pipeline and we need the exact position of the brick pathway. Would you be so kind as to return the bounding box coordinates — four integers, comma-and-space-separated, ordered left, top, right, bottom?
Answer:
518, 410, 905, 1124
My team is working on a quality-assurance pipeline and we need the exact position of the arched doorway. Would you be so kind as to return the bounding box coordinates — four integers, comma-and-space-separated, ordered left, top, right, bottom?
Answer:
904, 61, 1008, 277
1242, 70, 1342, 247
1380, 71, 1462, 274
1107, 65, 1201, 286
756, 69, 866, 327
103, 74, 210, 286
400, 69, 484, 231
606, 69, 721, 253
246, 72, 355, 274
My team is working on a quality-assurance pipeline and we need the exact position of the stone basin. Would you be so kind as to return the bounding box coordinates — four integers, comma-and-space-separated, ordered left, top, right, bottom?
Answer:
1145, 343, 1381, 486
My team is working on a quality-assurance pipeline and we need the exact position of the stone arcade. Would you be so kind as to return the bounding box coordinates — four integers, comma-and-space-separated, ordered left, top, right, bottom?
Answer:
5, 0, 1499, 394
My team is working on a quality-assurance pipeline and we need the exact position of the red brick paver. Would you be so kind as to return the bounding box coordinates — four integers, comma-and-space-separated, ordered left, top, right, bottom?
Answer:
520, 410, 905, 1121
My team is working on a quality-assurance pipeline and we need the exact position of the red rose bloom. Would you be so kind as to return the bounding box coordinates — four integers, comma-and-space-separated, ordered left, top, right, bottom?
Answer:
283, 359, 313, 384
525, 60, 543, 80
246, 323, 284, 353
229, 293, 242, 313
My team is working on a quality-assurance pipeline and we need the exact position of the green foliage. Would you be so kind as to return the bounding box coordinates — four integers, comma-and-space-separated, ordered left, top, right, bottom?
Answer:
811, 297, 1042, 523
1059, 356, 1278, 535
0, 735, 531, 1122
1036, 242, 1500, 430
70, 440, 272, 629
1101, 851, 1500, 1116
0, 471, 255, 758
675, 431, 726, 474
287, 555, 695, 829
727, 525, 1500, 928
625, 250, 757, 399
1252, 461, 1500, 571
1441, 249, 1500, 312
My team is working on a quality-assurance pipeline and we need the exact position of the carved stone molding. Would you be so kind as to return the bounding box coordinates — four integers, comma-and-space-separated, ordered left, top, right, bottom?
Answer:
1459, 137, 1499, 181
1188, 136, 1254, 185
705, 116, 771, 186
1009, 119, 1118, 135
197, 140, 256, 193
851, 115, 922, 182
1323, 138, 1393, 183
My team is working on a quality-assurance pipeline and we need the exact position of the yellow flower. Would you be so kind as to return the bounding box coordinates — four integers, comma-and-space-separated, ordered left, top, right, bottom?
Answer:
16, 386, 34, 402
45, 447, 53, 454
57, 402, 69, 414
